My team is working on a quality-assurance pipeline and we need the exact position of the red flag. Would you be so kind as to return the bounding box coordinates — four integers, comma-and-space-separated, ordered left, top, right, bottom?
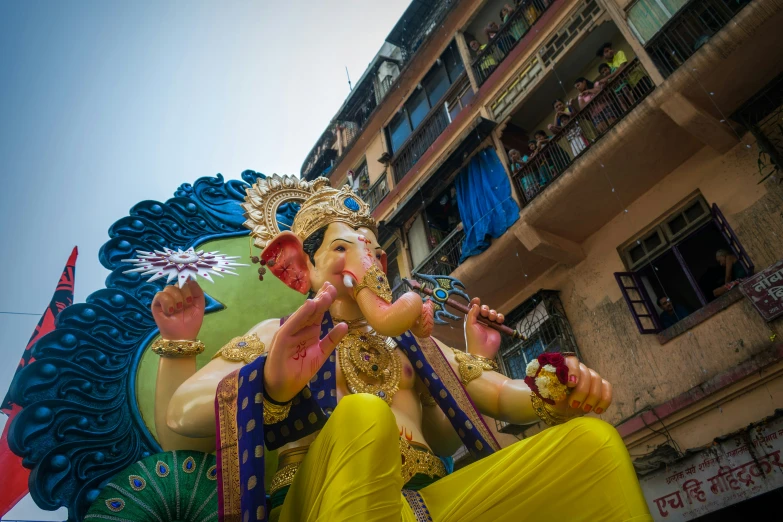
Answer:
0, 247, 78, 517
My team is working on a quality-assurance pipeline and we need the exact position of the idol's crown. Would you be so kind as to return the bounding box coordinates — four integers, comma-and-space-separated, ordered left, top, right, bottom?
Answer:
242, 175, 377, 250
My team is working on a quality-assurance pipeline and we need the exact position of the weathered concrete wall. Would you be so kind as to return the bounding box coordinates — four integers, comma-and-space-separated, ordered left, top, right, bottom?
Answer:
518, 138, 783, 425
362, 132, 388, 184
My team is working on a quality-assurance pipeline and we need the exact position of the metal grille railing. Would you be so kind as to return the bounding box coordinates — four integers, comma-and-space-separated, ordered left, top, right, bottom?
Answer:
495, 289, 580, 434
733, 71, 783, 183
391, 104, 452, 183
413, 224, 465, 277
471, 0, 554, 86
644, 0, 752, 78
511, 59, 654, 205
365, 174, 390, 211
376, 75, 396, 103
391, 282, 408, 302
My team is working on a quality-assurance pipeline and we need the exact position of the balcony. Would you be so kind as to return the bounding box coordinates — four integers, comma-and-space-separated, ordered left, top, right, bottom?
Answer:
412, 223, 465, 277
511, 59, 655, 205
469, 0, 555, 86
391, 74, 470, 183
638, 0, 754, 78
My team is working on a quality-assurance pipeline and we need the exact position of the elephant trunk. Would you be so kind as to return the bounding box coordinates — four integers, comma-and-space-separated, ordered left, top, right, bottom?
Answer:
344, 273, 422, 337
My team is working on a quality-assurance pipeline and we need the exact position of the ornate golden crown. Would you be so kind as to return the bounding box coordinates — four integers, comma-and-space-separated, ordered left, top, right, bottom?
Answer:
242, 175, 377, 250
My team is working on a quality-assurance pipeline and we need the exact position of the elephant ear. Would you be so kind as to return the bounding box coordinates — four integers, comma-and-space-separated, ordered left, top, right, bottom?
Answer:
261, 231, 311, 294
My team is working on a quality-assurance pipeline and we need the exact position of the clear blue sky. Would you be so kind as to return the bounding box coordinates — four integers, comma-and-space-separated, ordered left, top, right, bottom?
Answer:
0, 1, 409, 519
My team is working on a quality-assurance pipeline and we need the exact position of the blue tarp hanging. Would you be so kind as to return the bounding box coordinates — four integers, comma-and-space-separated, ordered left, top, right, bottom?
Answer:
455, 148, 520, 262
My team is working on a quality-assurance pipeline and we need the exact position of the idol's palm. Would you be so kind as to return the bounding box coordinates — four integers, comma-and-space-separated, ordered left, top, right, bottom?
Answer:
151, 280, 205, 341
263, 282, 348, 403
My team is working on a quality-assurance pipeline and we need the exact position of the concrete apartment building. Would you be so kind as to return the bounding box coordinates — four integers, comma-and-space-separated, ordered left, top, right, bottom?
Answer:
300, 0, 783, 518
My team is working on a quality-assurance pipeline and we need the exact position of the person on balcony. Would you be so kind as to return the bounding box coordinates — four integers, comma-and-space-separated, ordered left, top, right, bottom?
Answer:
517, 140, 549, 200
470, 39, 498, 78
500, 4, 528, 42
557, 112, 589, 157
534, 129, 569, 176
508, 148, 525, 174
517, 0, 542, 25
596, 42, 652, 101
575, 77, 616, 133
657, 296, 692, 329
484, 21, 513, 56
596, 63, 630, 112
547, 98, 575, 134
713, 248, 747, 297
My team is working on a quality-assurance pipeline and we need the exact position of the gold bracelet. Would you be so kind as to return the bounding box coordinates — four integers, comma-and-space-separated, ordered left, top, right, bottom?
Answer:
211, 334, 266, 364
452, 349, 498, 385
151, 338, 205, 358
531, 393, 571, 427
353, 264, 393, 303
263, 396, 291, 425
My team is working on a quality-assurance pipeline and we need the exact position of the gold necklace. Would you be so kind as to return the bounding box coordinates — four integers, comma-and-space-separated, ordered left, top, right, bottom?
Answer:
338, 329, 400, 405
332, 316, 369, 330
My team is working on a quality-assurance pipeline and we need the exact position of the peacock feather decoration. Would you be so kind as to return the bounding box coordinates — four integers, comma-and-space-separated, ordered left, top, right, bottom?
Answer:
85, 450, 218, 522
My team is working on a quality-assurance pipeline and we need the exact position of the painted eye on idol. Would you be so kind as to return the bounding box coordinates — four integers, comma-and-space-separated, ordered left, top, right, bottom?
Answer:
335, 245, 346, 252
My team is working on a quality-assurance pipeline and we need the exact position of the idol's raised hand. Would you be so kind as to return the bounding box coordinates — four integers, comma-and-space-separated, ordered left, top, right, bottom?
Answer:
263, 282, 349, 403
464, 297, 504, 359
151, 280, 205, 341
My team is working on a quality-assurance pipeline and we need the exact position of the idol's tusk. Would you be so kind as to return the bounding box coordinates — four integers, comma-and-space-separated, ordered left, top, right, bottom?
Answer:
343, 274, 355, 288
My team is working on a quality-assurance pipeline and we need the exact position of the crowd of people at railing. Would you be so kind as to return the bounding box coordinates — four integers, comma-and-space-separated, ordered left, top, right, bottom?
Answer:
508, 42, 655, 202
467, 0, 552, 80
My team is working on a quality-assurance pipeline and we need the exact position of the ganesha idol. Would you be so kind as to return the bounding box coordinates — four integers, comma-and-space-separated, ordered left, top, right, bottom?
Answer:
146, 176, 652, 521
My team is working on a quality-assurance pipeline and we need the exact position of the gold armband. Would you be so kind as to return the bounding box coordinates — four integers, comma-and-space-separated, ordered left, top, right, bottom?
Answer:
151, 338, 205, 358
353, 264, 393, 303
211, 334, 266, 364
531, 393, 571, 427
263, 396, 291, 425
420, 392, 437, 407
269, 462, 300, 495
452, 349, 498, 385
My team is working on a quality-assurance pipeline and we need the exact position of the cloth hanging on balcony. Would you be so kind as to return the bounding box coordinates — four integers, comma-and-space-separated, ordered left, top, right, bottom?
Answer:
455, 148, 520, 262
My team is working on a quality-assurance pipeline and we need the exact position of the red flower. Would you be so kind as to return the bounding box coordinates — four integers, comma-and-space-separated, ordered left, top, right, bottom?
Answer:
538, 352, 565, 367
555, 364, 569, 385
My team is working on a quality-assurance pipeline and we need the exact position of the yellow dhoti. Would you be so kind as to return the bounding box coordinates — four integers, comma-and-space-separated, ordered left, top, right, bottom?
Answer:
274, 394, 652, 522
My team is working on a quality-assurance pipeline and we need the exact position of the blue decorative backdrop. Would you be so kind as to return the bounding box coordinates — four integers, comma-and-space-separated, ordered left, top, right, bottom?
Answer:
7, 170, 265, 522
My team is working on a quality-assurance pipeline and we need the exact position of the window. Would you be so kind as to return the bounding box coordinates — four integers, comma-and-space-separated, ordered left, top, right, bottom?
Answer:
443, 42, 465, 82
423, 66, 450, 108
388, 110, 412, 153
627, 0, 687, 44
615, 197, 754, 334
497, 290, 580, 380
385, 40, 467, 155
446, 77, 473, 122
407, 88, 430, 129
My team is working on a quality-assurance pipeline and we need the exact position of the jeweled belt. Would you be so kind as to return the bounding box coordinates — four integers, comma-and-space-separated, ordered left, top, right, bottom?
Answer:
269, 438, 447, 494
399, 438, 447, 484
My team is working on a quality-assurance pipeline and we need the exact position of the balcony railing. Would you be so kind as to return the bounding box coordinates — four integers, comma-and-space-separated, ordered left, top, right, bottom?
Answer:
733, 71, 783, 183
413, 224, 465, 277
511, 59, 655, 205
470, 0, 554, 86
365, 173, 390, 211
391, 74, 469, 184
644, 0, 752, 78
391, 104, 451, 184
391, 282, 408, 302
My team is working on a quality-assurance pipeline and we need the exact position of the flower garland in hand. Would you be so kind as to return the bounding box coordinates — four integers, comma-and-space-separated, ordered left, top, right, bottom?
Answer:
525, 352, 569, 405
